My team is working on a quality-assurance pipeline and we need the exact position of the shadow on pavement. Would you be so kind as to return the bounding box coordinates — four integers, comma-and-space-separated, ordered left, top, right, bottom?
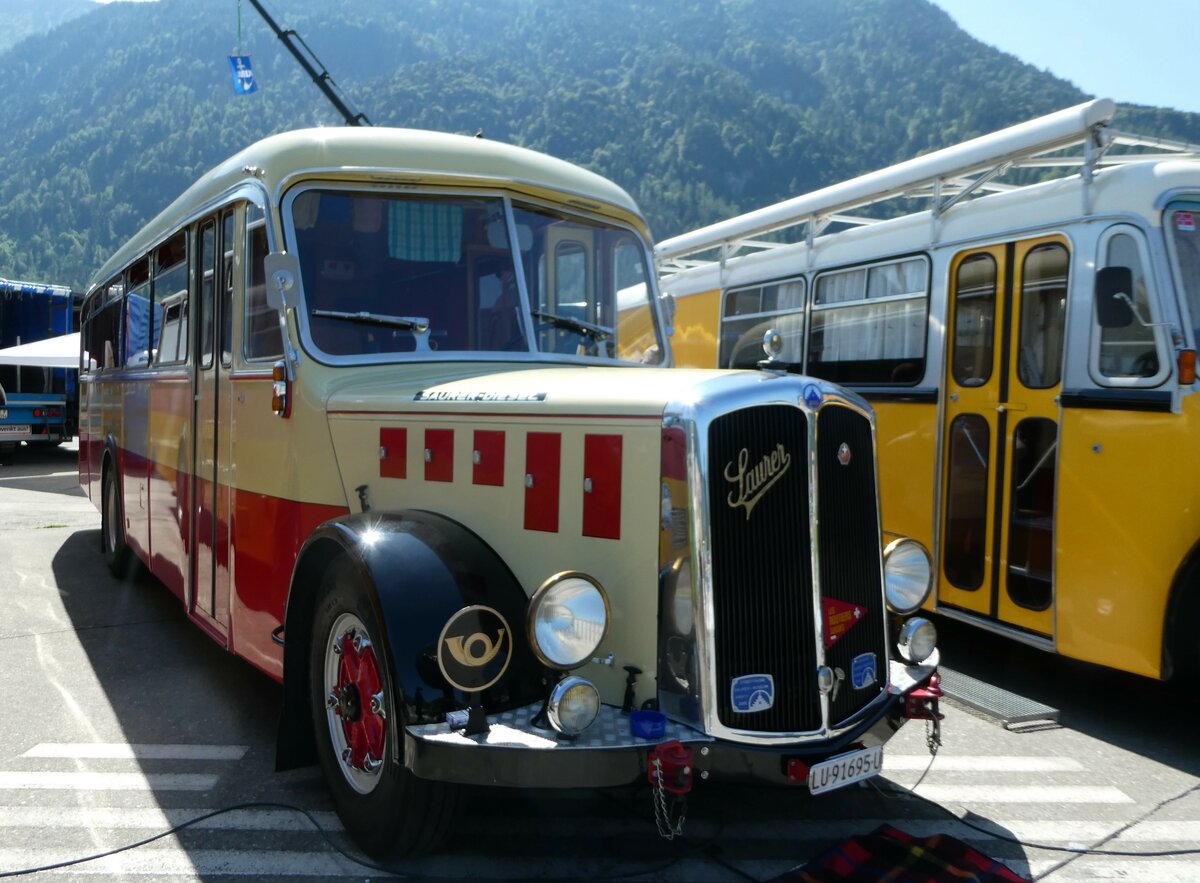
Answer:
934, 613, 1200, 777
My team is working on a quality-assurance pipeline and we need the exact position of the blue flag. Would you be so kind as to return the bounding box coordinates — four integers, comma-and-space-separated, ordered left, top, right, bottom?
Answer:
229, 55, 257, 94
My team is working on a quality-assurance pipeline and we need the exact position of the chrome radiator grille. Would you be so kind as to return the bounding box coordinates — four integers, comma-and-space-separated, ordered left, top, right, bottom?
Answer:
705, 402, 885, 735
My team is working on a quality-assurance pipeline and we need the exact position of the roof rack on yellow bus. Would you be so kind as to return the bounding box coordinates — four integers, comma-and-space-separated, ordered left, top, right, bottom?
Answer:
655, 98, 1200, 271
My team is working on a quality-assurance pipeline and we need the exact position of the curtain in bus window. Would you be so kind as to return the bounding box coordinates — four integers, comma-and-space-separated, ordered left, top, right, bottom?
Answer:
1098, 232, 1157, 378
720, 280, 805, 368
124, 285, 154, 367
387, 202, 463, 263
1017, 244, 1067, 389
808, 258, 926, 384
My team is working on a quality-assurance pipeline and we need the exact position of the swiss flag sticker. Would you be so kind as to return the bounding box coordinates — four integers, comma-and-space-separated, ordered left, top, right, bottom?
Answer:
823, 597, 867, 648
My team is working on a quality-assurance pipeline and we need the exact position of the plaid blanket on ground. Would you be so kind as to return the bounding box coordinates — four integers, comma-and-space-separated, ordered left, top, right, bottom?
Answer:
771, 824, 1029, 882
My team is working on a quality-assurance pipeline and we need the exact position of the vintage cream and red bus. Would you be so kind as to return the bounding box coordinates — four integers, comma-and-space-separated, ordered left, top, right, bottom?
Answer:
78, 127, 941, 857
658, 99, 1200, 684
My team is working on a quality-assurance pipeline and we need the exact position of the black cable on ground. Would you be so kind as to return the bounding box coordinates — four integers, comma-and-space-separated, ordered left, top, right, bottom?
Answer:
0, 796, 699, 881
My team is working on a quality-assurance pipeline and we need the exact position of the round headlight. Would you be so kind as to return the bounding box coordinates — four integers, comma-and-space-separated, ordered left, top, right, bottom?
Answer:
547, 676, 601, 736
897, 617, 937, 664
883, 538, 932, 615
528, 572, 610, 669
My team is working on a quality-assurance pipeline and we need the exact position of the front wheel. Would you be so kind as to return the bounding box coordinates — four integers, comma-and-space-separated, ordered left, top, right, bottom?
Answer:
309, 558, 460, 858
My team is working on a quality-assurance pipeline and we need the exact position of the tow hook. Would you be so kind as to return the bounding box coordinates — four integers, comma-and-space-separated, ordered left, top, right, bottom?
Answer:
647, 741, 693, 794
647, 741, 692, 840
905, 672, 944, 754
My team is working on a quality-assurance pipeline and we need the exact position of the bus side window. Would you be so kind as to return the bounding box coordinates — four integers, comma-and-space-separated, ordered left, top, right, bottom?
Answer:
1095, 230, 1161, 381
807, 256, 928, 385
124, 259, 152, 368
153, 232, 188, 366
719, 279, 805, 369
83, 284, 116, 372
244, 205, 283, 361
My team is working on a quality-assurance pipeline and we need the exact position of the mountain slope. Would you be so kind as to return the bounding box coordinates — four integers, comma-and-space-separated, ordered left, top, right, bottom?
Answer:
1, 0, 1197, 288
0, 0, 96, 54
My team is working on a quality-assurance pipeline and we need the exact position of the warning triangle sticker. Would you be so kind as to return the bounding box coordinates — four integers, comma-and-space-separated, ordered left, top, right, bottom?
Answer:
823, 597, 867, 648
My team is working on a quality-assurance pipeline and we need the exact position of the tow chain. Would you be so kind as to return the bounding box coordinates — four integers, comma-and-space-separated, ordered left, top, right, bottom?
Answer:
650, 756, 687, 840
926, 716, 942, 756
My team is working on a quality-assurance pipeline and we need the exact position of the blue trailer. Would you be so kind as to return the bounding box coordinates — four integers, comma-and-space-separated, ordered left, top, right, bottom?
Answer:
0, 278, 80, 452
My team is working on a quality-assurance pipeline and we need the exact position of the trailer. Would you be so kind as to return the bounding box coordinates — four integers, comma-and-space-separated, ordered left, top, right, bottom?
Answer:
0, 278, 80, 452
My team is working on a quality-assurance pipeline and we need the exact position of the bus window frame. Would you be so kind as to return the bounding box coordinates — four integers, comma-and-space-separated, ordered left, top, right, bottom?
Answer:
152, 230, 189, 368
718, 274, 808, 369
280, 182, 664, 368
1088, 223, 1171, 389
806, 252, 931, 386
1162, 196, 1200, 354
242, 200, 283, 365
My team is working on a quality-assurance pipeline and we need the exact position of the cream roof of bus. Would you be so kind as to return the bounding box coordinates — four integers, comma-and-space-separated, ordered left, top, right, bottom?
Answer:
660, 157, 1200, 295
88, 127, 646, 294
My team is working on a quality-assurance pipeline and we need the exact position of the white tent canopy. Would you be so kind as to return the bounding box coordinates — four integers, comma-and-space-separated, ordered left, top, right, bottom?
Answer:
0, 332, 81, 369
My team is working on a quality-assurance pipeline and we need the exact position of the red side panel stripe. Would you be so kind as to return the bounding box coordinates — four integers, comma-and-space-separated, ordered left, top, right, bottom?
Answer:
380, 427, 407, 479
524, 432, 560, 533
583, 434, 622, 540
425, 428, 454, 482
473, 429, 505, 486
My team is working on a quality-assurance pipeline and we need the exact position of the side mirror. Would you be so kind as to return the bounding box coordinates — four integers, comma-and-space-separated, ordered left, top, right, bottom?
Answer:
1095, 266, 1134, 329
264, 252, 300, 311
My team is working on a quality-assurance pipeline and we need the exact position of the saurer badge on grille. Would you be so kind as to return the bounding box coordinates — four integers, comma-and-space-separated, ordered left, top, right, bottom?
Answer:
724, 444, 791, 519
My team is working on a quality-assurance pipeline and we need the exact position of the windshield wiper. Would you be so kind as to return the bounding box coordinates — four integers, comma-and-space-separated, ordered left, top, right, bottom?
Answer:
531, 310, 613, 341
311, 309, 430, 333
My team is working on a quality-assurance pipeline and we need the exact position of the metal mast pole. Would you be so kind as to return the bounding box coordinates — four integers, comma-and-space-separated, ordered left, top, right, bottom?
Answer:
243, 0, 372, 126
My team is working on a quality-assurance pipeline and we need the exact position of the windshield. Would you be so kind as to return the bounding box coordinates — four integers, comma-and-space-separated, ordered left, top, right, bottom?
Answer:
1167, 204, 1200, 348
288, 188, 662, 364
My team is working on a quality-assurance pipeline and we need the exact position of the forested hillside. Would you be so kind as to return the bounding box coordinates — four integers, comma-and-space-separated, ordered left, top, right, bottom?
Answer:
0, 0, 95, 54
2, 0, 1198, 289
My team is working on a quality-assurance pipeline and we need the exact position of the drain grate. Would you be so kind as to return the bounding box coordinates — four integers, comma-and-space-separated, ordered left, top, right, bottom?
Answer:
938, 666, 1059, 730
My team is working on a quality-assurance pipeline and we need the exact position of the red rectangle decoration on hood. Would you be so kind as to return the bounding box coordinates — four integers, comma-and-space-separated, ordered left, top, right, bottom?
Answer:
524, 432, 561, 533
583, 433, 622, 539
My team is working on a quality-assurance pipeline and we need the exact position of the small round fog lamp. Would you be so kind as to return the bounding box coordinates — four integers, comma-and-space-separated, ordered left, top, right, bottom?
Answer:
897, 617, 937, 664
547, 676, 601, 736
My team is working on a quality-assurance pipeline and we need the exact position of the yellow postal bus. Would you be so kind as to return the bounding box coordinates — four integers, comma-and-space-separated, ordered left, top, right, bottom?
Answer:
77, 127, 941, 857
658, 99, 1200, 683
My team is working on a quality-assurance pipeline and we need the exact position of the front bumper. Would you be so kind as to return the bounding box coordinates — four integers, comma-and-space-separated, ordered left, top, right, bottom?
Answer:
404, 655, 938, 789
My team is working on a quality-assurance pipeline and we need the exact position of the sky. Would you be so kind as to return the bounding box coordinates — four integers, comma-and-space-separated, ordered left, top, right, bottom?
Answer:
931, 0, 1200, 114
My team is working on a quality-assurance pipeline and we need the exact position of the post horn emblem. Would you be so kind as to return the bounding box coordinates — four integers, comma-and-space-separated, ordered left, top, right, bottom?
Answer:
837, 442, 852, 466
437, 605, 512, 692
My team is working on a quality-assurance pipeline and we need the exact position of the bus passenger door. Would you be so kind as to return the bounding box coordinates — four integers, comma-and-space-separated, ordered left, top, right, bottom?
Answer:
191, 209, 235, 638
939, 236, 1067, 639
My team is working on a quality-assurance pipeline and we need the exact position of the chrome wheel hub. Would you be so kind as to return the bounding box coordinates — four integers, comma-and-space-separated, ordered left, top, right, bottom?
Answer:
323, 613, 387, 794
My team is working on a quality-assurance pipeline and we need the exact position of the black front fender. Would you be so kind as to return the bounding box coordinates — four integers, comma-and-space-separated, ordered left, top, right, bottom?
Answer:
276, 509, 539, 771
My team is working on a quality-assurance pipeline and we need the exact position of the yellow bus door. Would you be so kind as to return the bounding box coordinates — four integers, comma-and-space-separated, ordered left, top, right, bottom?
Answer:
939, 236, 1068, 638
191, 209, 235, 638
